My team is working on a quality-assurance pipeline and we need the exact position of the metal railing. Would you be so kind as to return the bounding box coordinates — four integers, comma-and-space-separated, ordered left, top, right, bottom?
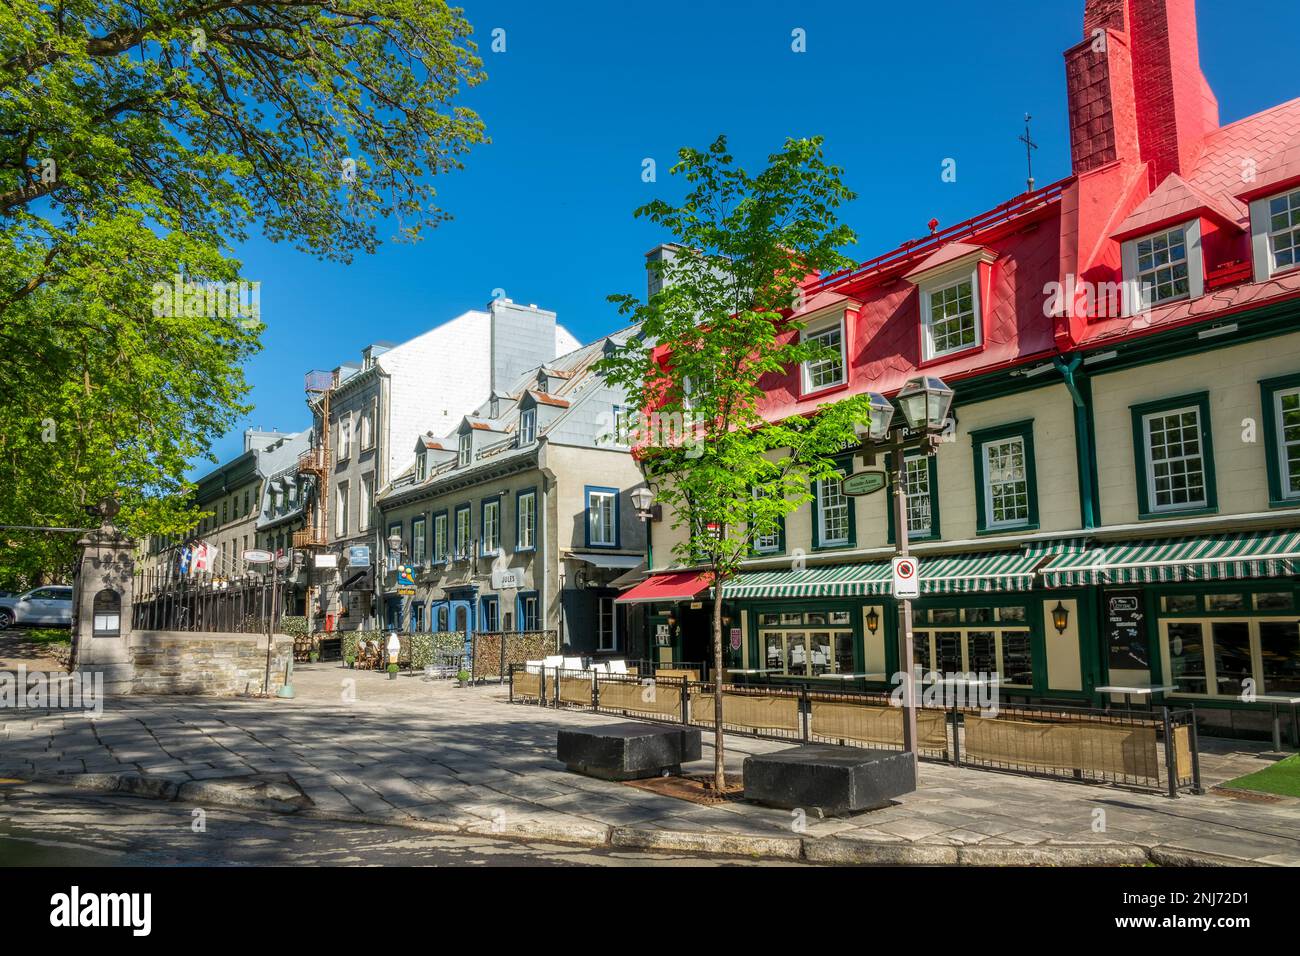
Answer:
507, 665, 1202, 797
133, 576, 289, 634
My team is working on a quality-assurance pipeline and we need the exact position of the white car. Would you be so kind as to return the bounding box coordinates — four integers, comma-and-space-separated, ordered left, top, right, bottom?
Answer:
0, 586, 74, 629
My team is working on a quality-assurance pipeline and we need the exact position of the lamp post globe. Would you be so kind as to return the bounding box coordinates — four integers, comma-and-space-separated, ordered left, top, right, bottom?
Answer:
857, 392, 896, 442
896, 375, 954, 432
630, 486, 653, 515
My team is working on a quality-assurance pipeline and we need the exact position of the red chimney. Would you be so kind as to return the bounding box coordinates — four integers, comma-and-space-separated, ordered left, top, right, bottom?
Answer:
1066, 0, 1218, 185
1126, 0, 1219, 187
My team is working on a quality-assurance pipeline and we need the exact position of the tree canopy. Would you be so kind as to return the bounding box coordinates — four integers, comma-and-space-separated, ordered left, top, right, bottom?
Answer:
0, 1, 487, 586
598, 135, 874, 789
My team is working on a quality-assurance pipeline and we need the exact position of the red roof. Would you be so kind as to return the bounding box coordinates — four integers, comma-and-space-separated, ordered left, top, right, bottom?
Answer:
902, 241, 995, 280
1111, 174, 1242, 242
1239, 130, 1300, 203
615, 571, 712, 604
527, 390, 571, 408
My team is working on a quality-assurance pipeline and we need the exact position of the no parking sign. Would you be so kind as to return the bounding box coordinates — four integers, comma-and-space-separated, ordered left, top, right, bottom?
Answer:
892, 556, 920, 599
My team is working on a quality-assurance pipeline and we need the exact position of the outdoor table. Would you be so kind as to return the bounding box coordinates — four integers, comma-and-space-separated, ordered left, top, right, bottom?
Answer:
1252, 695, 1300, 751
1094, 685, 1177, 711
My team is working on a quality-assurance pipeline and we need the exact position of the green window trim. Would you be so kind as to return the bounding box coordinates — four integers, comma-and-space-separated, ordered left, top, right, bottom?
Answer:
970, 419, 1039, 535
1128, 391, 1218, 520
1259, 372, 1300, 507
810, 456, 856, 551
885, 451, 941, 544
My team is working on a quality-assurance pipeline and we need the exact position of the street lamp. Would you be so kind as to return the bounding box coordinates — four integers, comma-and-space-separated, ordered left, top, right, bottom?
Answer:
1051, 601, 1070, 634
895, 375, 954, 432
856, 375, 953, 787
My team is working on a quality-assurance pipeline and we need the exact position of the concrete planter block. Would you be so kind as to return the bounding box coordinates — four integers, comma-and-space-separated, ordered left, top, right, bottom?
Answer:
744, 745, 915, 816
557, 722, 702, 781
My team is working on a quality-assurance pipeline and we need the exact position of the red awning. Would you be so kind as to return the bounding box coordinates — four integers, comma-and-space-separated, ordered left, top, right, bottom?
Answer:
615, 571, 712, 604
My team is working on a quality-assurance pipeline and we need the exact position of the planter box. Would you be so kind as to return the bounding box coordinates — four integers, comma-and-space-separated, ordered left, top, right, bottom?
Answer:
557, 723, 702, 781
743, 745, 914, 816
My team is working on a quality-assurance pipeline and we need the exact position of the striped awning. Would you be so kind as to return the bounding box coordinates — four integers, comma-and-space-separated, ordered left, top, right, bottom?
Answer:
1041, 529, 1300, 587
723, 549, 1046, 600
722, 563, 891, 600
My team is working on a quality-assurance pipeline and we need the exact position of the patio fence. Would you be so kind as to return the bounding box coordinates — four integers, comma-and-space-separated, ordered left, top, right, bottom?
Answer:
508, 665, 1202, 797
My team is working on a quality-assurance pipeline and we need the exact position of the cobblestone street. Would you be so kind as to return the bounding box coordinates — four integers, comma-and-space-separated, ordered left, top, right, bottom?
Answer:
2, 664, 1298, 865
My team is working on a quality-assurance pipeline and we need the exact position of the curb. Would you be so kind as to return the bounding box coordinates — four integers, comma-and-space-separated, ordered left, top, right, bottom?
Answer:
19, 771, 1281, 867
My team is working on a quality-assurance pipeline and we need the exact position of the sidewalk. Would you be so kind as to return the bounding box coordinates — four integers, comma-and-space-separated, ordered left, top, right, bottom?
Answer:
2, 663, 1297, 865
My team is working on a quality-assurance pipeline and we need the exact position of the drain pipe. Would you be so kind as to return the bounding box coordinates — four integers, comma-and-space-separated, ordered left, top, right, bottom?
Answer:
1055, 355, 1096, 530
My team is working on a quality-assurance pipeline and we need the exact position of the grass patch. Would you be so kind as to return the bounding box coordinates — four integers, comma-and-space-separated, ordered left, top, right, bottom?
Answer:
1221, 754, 1300, 798
18, 628, 71, 646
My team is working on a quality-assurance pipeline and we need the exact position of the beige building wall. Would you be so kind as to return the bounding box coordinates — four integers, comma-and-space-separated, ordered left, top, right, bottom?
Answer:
1092, 332, 1300, 525
650, 382, 1082, 569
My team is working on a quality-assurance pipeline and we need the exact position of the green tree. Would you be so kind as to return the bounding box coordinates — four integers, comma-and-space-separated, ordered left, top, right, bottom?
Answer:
0, 1, 487, 586
599, 135, 874, 792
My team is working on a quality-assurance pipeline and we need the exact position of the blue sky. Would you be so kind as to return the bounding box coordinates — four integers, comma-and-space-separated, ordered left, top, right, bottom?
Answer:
203, 0, 1300, 471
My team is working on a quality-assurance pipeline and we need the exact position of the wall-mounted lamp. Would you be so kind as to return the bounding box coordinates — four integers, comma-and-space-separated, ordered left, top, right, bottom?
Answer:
865, 607, 880, 634
1051, 601, 1069, 635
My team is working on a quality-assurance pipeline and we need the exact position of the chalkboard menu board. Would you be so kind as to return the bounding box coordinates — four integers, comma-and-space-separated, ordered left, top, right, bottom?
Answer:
1104, 589, 1149, 671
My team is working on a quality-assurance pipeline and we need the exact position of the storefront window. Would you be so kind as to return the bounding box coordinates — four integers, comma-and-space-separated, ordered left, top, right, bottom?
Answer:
1260, 621, 1300, 694
1166, 622, 1208, 695
911, 604, 1034, 687
759, 615, 855, 678
1158, 585, 1300, 698
1206, 593, 1246, 612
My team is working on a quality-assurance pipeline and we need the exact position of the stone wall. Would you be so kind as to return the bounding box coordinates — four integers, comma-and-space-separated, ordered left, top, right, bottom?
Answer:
129, 631, 293, 696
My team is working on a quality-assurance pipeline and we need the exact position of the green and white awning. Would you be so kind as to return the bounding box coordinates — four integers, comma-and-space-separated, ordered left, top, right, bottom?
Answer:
723, 549, 1046, 600
722, 563, 891, 599
1041, 529, 1300, 587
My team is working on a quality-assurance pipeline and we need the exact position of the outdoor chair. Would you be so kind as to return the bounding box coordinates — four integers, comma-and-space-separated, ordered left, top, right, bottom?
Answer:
607, 659, 629, 675
524, 659, 543, 675
562, 656, 584, 673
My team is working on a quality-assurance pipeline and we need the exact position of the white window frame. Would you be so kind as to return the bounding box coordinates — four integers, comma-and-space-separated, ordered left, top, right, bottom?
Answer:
416, 452, 427, 482
816, 475, 850, 546
522, 595, 540, 631
902, 454, 932, 538
588, 490, 617, 547
1251, 188, 1300, 281
517, 491, 536, 549
598, 596, 618, 651
1273, 386, 1300, 501
918, 267, 983, 361
412, 515, 427, 561
334, 481, 350, 538
482, 499, 501, 555
433, 512, 448, 562
799, 312, 847, 395
1142, 405, 1209, 513
458, 431, 472, 467
360, 400, 375, 451
455, 506, 471, 557
981, 436, 1031, 530
359, 472, 373, 532
1122, 219, 1203, 314
520, 407, 536, 445
337, 413, 352, 462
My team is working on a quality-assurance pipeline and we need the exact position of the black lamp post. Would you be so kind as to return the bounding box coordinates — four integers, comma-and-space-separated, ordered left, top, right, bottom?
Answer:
857, 375, 953, 785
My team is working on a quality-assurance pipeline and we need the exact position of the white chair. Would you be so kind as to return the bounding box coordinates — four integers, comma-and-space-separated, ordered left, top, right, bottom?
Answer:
524, 659, 543, 675
589, 661, 609, 674
562, 656, 584, 672
607, 659, 629, 675
542, 655, 563, 669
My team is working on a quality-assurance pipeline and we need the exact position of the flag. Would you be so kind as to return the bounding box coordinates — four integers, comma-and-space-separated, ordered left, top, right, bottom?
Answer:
179, 547, 192, 575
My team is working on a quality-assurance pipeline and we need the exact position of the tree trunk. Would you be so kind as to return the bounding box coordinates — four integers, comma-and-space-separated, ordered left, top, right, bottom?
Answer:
712, 571, 726, 793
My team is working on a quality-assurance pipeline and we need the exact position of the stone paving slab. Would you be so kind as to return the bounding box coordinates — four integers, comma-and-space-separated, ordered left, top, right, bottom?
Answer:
2, 663, 1299, 864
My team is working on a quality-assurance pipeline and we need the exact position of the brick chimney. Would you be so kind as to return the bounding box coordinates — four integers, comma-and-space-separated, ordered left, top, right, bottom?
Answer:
1066, 0, 1218, 186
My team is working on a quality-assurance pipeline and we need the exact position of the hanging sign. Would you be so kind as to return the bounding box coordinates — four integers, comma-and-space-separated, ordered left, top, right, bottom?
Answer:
892, 556, 920, 599
242, 549, 273, 564
843, 471, 888, 496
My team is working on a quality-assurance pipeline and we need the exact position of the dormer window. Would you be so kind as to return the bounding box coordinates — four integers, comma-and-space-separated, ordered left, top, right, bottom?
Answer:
520, 407, 536, 444
905, 243, 996, 363
458, 431, 471, 467
416, 452, 427, 481
800, 315, 846, 393
1122, 220, 1203, 313
922, 275, 979, 359
1267, 188, 1300, 274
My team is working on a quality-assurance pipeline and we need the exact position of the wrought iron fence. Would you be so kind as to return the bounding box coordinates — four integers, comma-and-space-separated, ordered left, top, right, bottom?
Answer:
506, 664, 1202, 797
133, 573, 289, 634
